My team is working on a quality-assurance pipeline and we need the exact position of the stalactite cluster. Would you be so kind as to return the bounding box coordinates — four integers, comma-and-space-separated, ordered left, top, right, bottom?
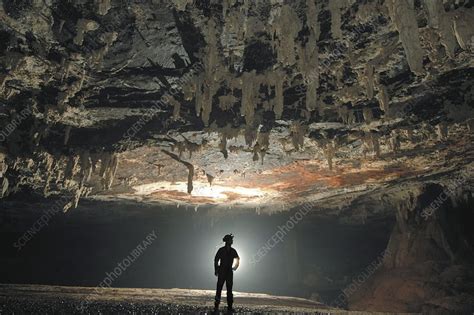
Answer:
271, 5, 302, 66
386, 0, 425, 75
0, 0, 472, 210
0, 150, 117, 211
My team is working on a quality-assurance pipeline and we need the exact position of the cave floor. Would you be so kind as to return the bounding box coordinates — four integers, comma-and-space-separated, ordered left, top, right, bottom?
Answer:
0, 284, 419, 315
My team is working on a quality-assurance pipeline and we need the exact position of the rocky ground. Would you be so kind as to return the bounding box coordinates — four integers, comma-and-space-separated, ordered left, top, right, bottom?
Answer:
0, 284, 418, 315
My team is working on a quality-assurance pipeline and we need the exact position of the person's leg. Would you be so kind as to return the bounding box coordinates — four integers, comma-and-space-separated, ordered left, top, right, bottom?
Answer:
215, 274, 225, 308
226, 272, 234, 309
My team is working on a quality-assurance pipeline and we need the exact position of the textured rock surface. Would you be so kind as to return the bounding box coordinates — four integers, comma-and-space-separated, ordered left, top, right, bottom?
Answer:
1, 0, 472, 210
0, 284, 393, 314
348, 184, 474, 314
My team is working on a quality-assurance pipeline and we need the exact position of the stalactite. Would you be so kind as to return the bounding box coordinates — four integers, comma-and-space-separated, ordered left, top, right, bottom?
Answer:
306, 0, 320, 38
252, 142, 260, 162
60, 58, 71, 83
200, 79, 215, 127
1, 177, 8, 198
274, 71, 285, 119
218, 126, 240, 158
222, 3, 247, 59
365, 63, 375, 99
106, 154, 118, 190
73, 19, 99, 46
80, 151, 93, 183
58, 19, 65, 33
271, 5, 302, 66
251, 132, 270, 164
99, 153, 118, 190
245, 127, 257, 147
95, 0, 112, 15
372, 133, 381, 158
180, 135, 201, 159
298, 29, 319, 112
43, 173, 52, 196
404, 128, 416, 144
63, 201, 73, 213
173, 142, 186, 159
64, 155, 80, 180
453, 9, 474, 51
183, 79, 196, 102
329, 0, 344, 39
467, 119, 474, 132
0, 152, 7, 178
298, 31, 319, 81
194, 75, 204, 118
241, 70, 258, 125
206, 173, 214, 186
73, 185, 83, 208
199, 18, 222, 126
423, 0, 458, 57
219, 135, 228, 159
436, 122, 448, 141
306, 82, 318, 113
389, 130, 401, 153
377, 84, 390, 113
362, 134, 371, 159
258, 132, 270, 149
386, 0, 425, 74
170, 96, 181, 121
64, 126, 71, 145
41, 154, 54, 196
290, 122, 307, 151
162, 150, 194, 194
323, 141, 337, 170
363, 132, 381, 158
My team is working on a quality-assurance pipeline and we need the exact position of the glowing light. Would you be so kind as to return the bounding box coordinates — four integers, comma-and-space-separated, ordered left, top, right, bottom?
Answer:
192, 185, 265, 200
132, 181, 276, 204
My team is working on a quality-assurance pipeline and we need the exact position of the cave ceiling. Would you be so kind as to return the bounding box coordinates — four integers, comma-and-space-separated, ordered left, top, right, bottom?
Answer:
0, 0, 473, 217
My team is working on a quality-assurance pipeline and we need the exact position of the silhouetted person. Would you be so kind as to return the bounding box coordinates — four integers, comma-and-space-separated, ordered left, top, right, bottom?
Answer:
214, 234, 240, 312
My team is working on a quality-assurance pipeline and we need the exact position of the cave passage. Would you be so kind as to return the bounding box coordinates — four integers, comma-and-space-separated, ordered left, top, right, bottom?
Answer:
0, 199, 393, 305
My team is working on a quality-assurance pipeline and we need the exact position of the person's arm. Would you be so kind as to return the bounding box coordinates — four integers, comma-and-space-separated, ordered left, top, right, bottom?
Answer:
214, 249, 220, 276
232, 250, 240, 271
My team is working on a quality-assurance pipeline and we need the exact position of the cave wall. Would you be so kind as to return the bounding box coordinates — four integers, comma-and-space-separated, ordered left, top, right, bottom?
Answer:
348, 184, 474, 314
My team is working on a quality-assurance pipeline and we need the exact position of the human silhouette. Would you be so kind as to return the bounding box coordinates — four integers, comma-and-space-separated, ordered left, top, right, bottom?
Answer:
214, 234, 240, 312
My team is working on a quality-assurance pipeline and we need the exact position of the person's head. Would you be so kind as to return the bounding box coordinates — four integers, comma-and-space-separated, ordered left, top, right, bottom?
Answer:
223, 234, 234, 246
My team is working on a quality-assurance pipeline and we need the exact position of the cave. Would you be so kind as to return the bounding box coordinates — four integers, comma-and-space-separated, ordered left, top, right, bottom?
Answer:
0, 0, 473, 314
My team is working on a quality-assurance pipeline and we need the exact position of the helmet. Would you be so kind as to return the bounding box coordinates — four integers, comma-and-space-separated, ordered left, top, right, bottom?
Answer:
223, 234, 234, 243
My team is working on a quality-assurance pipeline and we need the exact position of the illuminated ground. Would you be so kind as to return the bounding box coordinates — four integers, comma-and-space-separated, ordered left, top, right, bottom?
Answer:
0, 284, 415, 314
